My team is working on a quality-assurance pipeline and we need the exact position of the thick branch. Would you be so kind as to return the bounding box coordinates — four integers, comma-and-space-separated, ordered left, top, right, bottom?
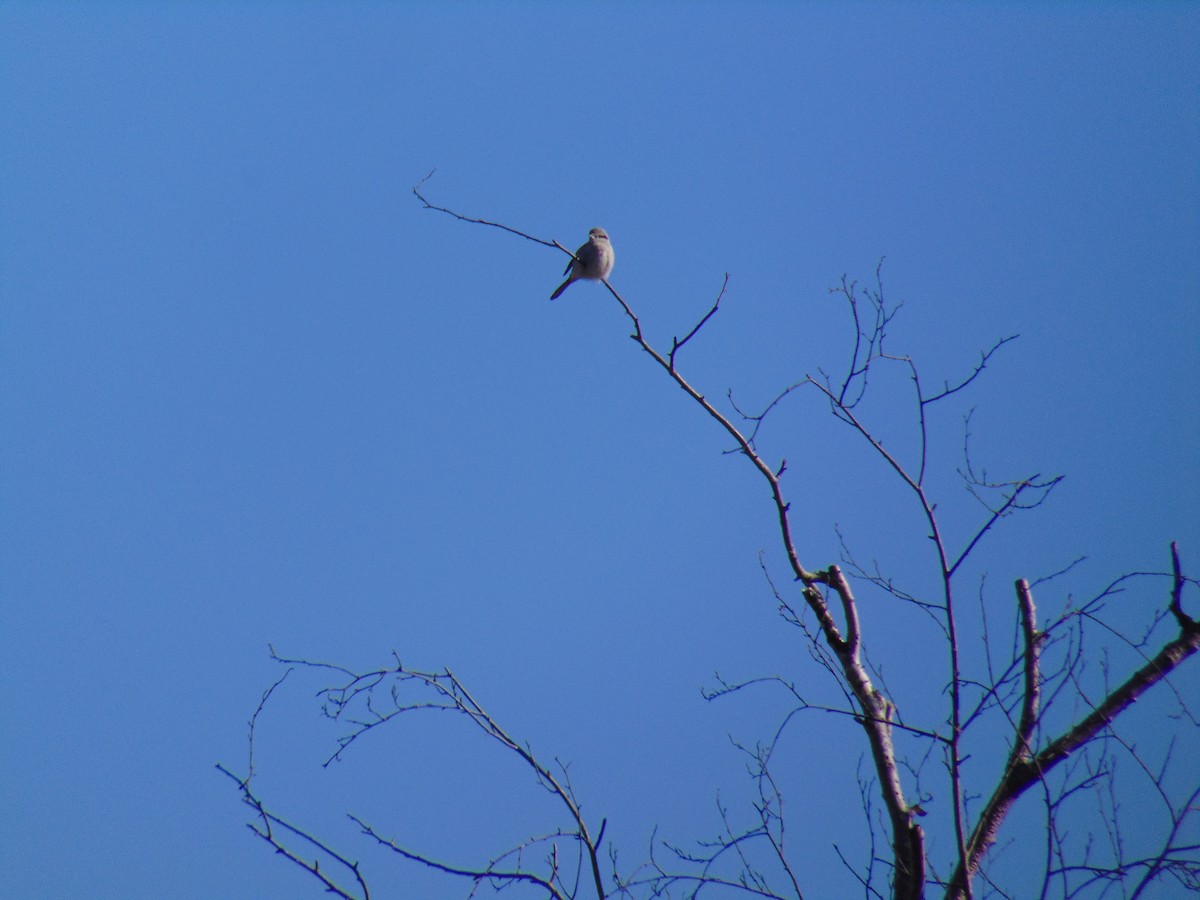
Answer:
1014, 579, 1042, 762
821, 566, 926, 899
946, 559, 1200, 899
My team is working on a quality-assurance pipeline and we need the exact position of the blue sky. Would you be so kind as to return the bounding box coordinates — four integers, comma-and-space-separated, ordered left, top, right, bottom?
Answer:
2, 3, 1198, 898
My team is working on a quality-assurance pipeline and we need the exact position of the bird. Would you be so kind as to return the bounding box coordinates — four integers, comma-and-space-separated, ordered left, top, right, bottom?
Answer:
550, 227, 614, 300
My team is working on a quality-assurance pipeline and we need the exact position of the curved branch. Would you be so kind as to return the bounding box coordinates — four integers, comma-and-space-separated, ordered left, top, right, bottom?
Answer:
350, 815, 569, 900
265, 654, 608, 898
922, 335, 1019, 406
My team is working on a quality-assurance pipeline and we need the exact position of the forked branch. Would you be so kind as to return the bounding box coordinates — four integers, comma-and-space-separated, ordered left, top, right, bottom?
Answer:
946, 552, 1200, 899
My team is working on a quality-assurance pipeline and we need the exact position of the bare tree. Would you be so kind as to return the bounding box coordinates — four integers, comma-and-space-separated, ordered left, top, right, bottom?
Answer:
220, 179, 1200, 899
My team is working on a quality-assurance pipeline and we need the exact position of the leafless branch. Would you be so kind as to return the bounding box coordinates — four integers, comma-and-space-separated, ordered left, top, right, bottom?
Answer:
670, 273, 729, 369
412, 169, 560, 251
949, 475, 1065, 578
349, 814, 571, 900
727, 381, 808, 451
825, 264, 901, 410
216, 764, 370, 900
246, 666, 291, 784
946, 547, 1200, 898
318, 655, 608, 898
922, 335, 1019, 406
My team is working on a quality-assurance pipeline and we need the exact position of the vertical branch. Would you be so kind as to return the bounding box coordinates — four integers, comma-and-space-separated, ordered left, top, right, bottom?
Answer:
822, 566, 926, 900
1014, 579, 1042, 760
1169, 540, 1189, 627
943, 577, 1044, 900
939, 528, 970, 900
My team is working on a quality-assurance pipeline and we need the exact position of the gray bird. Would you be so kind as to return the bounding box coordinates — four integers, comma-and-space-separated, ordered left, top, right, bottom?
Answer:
550, 227, 614, 300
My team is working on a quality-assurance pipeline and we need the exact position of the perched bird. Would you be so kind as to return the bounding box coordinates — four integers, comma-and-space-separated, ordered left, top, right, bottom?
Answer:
550, 227, 614, 300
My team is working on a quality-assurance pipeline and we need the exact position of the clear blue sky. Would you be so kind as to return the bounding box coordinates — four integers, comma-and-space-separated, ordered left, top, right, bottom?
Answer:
2, 3, 1197, 898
